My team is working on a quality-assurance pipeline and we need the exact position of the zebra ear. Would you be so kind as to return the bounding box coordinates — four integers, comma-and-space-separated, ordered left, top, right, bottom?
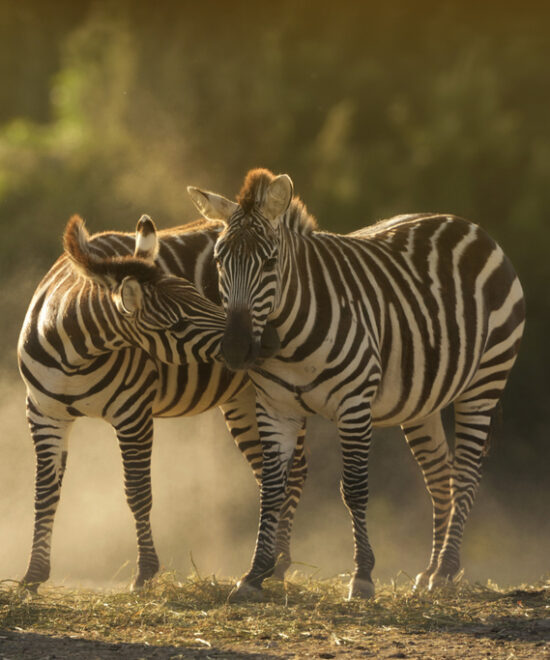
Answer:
114, 276, 144, 317
262, 174, 293, 226
187, 186, 238, 223
134, 215, 159, 261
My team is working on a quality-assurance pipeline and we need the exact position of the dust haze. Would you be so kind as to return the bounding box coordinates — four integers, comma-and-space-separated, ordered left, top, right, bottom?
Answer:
0, 377, 547, 590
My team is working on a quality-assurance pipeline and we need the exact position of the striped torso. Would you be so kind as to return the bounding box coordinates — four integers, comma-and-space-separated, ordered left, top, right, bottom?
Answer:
18, 223, 248, 423
251, 214, 524, 426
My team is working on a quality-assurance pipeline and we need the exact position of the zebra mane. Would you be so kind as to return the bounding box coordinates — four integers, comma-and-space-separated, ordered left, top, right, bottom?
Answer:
64, 215, 160, 286
237, 168, 317, 235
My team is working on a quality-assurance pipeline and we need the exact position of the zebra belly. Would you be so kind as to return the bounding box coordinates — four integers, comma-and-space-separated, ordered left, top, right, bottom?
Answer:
152, 362, 249, 417
253, 330, 484, 428
21, 349, 247, 421
20, 350, 157, 420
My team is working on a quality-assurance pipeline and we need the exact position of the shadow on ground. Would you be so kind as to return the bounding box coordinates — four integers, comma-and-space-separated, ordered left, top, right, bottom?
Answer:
0, 630, 279, 660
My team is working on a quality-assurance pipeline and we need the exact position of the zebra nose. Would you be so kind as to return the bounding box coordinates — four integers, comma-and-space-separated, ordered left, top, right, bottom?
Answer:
221, 309, 259, 370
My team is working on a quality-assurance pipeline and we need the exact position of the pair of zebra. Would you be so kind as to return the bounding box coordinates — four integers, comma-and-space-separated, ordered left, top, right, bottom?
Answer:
18, 168, 525, 600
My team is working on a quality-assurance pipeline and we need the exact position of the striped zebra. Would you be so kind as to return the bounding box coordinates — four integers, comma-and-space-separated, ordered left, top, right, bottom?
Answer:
18, 213, 306, 590
187, 168, 525, 601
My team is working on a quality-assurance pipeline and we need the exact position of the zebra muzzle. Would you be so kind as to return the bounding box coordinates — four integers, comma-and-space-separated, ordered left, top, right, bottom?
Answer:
221, 308, 260, 370
259, 323, 280, 359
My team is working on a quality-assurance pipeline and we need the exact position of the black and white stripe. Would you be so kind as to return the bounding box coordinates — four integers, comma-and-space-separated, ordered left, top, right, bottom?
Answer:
188, 168, 525, 600
18, 213, 307, 590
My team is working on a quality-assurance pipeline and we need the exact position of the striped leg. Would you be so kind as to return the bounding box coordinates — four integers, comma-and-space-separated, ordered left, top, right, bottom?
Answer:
402, 412, 452, 591
429, 402, 496, 588
113, 407, 159, 590
22, 398, 73, 590
272, 426, 307, 578
338, 406, 376, 599
220, 390, 308, 581
228, 402, 304, 601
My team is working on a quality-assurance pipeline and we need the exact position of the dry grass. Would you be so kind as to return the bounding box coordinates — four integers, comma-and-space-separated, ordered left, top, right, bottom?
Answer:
1, 572, 549, 657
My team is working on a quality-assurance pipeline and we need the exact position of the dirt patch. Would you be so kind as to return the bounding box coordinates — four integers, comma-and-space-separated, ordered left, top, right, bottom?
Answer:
1, 576, 549, 659
2, 626, 549, 659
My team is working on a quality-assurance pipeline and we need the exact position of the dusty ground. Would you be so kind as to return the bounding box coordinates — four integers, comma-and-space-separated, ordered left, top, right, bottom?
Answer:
2, 625, 550, 659
1, 576, 549, 659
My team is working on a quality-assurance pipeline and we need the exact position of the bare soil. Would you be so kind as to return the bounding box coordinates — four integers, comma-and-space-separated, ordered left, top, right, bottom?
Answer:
1, 576, 549, 659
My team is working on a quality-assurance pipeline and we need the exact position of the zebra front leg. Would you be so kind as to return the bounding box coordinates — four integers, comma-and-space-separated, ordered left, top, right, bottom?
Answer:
114, 409, 159, 590
272, 423, 308, 579
339, 406, 375, 600
428, 402, 496, 589
221, 390, 308, 581
228, 406, 304, 602
22, 398, 73, 590
402, 412, 452, 591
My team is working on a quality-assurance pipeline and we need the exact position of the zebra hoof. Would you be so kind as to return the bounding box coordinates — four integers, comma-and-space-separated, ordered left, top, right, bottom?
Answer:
428, 573, 457, 592
413, 571, 432, 592
227, 580, 265, 603
131, 573, 155, 592
348, 577, 375, 600
20, 580, 40, 595
271, 558, 291, 581
131, 578, 144, 592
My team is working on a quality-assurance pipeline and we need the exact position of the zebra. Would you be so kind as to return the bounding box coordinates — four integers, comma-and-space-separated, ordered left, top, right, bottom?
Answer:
187, 167, 526, 601
17, 213, 307, 591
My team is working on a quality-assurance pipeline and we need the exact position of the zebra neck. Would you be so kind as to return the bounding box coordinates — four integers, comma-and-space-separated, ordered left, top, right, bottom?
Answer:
271, 230, 309, 322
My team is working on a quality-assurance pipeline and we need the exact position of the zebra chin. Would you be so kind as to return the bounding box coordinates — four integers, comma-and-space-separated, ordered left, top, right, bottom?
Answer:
221, 325, 280, 370
221, 310, 280, 370
220, 335, 260, 371
221, 307, 258, 370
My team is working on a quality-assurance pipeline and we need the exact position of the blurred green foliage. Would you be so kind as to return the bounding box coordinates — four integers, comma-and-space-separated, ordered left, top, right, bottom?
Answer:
1, 1, 549, 481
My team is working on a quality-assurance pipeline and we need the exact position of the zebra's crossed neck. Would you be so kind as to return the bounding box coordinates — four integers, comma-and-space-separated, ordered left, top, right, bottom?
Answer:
63, 214, 226, 365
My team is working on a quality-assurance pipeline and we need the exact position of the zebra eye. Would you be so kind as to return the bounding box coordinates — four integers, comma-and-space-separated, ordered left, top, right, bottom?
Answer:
264, 257, 277, 271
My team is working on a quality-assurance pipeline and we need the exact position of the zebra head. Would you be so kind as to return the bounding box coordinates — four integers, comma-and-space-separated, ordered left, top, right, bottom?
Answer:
188, 169, 293, 370
63, 214, 226, 363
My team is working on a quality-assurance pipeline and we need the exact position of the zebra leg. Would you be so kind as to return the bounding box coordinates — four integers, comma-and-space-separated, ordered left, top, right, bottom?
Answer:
402, 412, 452, 591
220, 390, 308, 581
272, 424, 308, 579
228, 405, 304, 602
339, 407, 376, 600
428, 402, 497, 589
22, 398, 73, 590
114, 409, 159, 590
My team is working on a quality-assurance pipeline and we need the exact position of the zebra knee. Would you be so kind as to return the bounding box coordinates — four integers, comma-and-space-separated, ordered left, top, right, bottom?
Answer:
340, 483, 367, 512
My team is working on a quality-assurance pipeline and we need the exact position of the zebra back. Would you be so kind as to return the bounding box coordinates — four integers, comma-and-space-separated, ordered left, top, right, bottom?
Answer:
188, 168, 526, 427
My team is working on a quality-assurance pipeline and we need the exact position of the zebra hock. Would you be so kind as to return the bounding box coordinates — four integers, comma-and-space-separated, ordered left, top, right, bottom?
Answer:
18, 213, 301, 591
188, 168, 525, 601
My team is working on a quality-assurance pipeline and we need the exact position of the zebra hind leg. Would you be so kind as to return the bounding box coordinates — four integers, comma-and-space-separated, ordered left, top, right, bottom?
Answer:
338, 408, 375, 600
114, 409, 159, 590
402, 412, 452, 592
22, 398, 73, 591
428, 401, 498, 590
